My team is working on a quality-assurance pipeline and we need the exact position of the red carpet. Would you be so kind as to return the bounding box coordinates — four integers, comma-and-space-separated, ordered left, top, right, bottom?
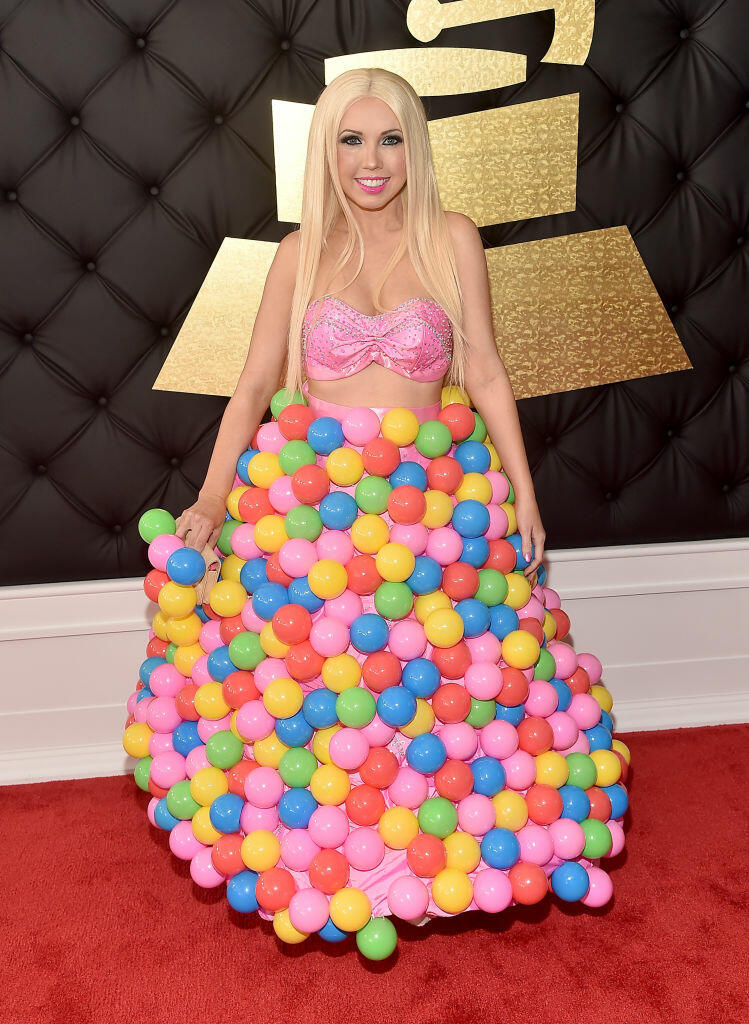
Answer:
1, 723, 746, 1024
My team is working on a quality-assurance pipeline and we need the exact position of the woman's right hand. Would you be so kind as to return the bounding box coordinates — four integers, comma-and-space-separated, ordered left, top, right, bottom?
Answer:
175, 492, 227, 551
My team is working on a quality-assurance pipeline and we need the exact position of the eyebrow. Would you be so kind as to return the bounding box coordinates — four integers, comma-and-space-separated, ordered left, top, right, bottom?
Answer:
338, 128, 403, 135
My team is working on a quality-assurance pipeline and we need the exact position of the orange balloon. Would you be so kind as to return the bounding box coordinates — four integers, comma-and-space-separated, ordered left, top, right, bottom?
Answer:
508, 862, 549, 905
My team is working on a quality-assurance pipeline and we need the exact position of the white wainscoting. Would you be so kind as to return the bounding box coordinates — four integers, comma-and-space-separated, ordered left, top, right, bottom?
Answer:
1, 537, 747, 786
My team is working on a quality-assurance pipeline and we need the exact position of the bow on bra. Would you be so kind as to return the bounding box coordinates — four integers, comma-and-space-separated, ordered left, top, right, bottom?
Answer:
302, 295, 453, 383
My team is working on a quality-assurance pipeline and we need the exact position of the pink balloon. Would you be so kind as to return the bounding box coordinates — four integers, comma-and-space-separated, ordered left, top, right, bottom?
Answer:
235, 700, 275, 742
387, 618, 427, 660
149, 663, 186, 698
457, 793, 495, 836
517, 594, 545, 622
389, 523, 428, 556
465, 632, 501, 664
280, 829, 320, 871
524, 680, 559, 718
480, 719, 519, 760
387, 875, 429, 920
269, 476, 300, 514
341, 406, 381, 445
289, 887, 330, 932
146, 696, 182, 734
500, 749, 536, 790
240, 803, 279, 834
168, 819, 206, 860
253, 657, 287, 694
388, 766, 428, 809
150, 751, 187, 789
199, 619, 223, 653
148, 732, 174, 756
517, 822, 555, 865
485, 470, 510, 504
148, 533, 184, 571
310, 616, 350, 657
580, 866, 613, 907
185, 745, 209, 777
344, 827, 385, 870
577, 652, 603, 685
465, 662, 503, 700
359, 714, 396, 747
548, 818, 586, 860
558, 731, 591, 756
197, 714, 231, 742
329, 728, 370, 771
190, 844, 227, 888
256, 421, 285, 453
244, 766, 284, 808
547, 710, 579, 750
133, 696, 153, 723
126, 691, 139, 715
542, 586, 561, 610
473, 868, 513, 912
439, 722, 478, 761
425, 526, 463, 565
230, 523, 262, 560
190, 655, 213, 687
548, 640, 578, 679
604, 819, 626, 857
484, 504, 509, 540
308, 805, 349, 849
240, 601, 266, 633
316, 530, 354, 564
146, 797, 159, 827
567, 693, 602, 730
278, 538, 317, 578
324, 589, 362, 625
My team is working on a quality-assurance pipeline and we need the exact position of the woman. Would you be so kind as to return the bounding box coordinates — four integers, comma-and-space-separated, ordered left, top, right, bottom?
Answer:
134, 68, 626, 954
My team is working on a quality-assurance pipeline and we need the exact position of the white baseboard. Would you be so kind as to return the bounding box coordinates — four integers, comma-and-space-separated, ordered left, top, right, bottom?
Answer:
1, 536, 748, 785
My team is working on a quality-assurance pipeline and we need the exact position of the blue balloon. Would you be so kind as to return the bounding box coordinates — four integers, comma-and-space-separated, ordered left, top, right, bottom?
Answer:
549, 678, 572, 711
401, 657, 441, 698
139, 656, 164, 686
481, 828, 520, 869
287, 575, 325, 612
252, 582, 289, 621
172, 720, 202, 757
600, 708, 614, 733
451, 499, 490, 539
207, 644, 235, 682
209, 792, 244, 833
603, 783, 629, 819
377, 685, 417, 728
154, 797, 180, 831
494, 702, 525, 726
227, 870, 259, 913
166, 546, 206, 585
278, 787, 318, 828
236, 447, 260, 485
389, 461, 428, 490
275, 709, 315, 747
195, 604, 210, 622
584, 724, 611, 751
240, 556, 268, 594
454, 439, 492, 474
551, 861, 590, 902
318, 917, 349, 942
455, 597, 490, 637
303, 688, 339, 729
558, 785, 591, 822
506, 532, 533, 570
319, 491, 358, 530
488, 603, 519, 639
135, 686, 153, 702
470, 755, 506, 796
406, 733, 447, 774
536, 563, 547, 585
350, 613, 389, 653
407, 555, 442, 595
460, 535, 489, 568
307, 416, 345, 454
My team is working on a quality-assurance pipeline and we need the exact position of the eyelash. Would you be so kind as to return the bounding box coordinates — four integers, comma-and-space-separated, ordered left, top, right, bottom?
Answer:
340, 135, 402, 146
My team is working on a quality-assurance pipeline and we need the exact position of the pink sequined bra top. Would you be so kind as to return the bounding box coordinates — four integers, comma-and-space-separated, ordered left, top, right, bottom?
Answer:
302, 295, 453, 382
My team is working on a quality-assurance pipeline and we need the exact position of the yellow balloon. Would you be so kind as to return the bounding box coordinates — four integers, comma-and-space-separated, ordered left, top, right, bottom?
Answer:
248, 453, 283, 489
312, 724, 340, 765
591, 748, 622, 787
484, 440, 501, 470
173, 642, 205, 677
350, 513, 390, 554
414, 589, 451, 624
226, 486, 250, 519
208, 579, 246, 617
123, 722, 153, 758
192, 805, 222, 845
542, 610, 557, 641
375, 542, 416, 582
220, 553, 246, 583
310, 764, 350, 805
308, 558, 348, 599
253, 731, 290, 768
152, 610, 170, 641
329, 887, 372, 932
492, 790, 528, 831
194, 682, 231, 721
229, 708, 243, 742
455, 472, 492, 504
443, 831, 481, 873
590, 684, 614, 713
190, 765, 229, 806
421, 490, 454, 529
501, 500, 517, 535
535, 751, 570, 788
166, 612, 202, 646
501, 628, 540, 669
263, 677, 303, 719
158, 581, 197, 617
378, 806, 419, 849
260, 622, 290, 658
321, 653, 361, 693
612, 738, 631, 765
254, 514, 289, 554
400, 698, 435, 738
441, 385, 470, 406
381, 408, 420, 446
241, 829, 281, 872
431, 868, 473, 914
326, 447, 364, 486
503, 572, 532, 610
424, 607, 465, 648
273, 908, 309, 944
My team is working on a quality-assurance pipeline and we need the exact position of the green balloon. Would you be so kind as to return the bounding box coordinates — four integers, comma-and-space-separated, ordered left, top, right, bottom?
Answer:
285, 504, 323, 541
217, 519, 241, 556
475, 568, 509, 606
166, 779, 200, 820
165, 642, 177, 664
279, 747, 318, 787
465, 697, 496, 727
566, 752, 598, 789
355, 476, 392, 514
270, 387, 306, 419
356, 916, 398, 960
229, 631, 264, 670
138, 507, 176, 543
506, 476, 515, 503
417, 796, 458, 838
533, 647, 555, 680
336, 686, 377, 728
581, 817, 613, 858
278, 439, 317, 475
467, 412, 487, 442
134, 756, 152, 793
415, 420, 453, 458
374, 581, 414, 620
205, 730, 244, 769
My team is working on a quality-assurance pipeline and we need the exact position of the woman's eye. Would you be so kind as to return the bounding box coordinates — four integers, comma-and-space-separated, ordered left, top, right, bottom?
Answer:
341, 135, 360, 145
383, 135, 402, 145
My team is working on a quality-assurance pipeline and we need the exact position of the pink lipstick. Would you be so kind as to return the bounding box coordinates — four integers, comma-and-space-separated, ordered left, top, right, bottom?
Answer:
355, 177, 389, 194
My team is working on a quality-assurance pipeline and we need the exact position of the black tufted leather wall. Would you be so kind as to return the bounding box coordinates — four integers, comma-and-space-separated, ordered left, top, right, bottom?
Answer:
0, 0, 746, 587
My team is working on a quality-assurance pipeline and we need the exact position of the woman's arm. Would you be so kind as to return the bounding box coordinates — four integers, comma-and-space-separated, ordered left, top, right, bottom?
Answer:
445, 211, 546, 577
176, 230, 300, 550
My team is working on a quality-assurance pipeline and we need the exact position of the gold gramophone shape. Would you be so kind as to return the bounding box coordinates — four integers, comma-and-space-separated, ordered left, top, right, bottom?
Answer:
154, 0, 691, 401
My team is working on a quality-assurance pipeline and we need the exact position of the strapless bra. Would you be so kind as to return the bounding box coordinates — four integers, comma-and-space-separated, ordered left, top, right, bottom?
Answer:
302, 295, 453, 383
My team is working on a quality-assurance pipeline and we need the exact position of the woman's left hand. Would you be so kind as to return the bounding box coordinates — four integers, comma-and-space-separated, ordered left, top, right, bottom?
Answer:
514, 491, 546, 585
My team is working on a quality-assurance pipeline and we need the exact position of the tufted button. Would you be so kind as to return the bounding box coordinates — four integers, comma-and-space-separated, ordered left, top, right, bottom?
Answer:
112, 524, 123, 533
213, 114, 224, 125
670, 303, 679, 313
737, 235, 745, 246
36, 464, 47, 475
614, 102, 625, 113
85, 260, 96, 272
97, 396, 108, 407
280, 39, 291, 51
70, 114, 80, 126
679, 28, 690, 39
170, 457, 181, 467
6, 189, 17, 201
675, 170, 686, 182
721, 483, 730, 493
665, 427, 674, 438
22, 332, 34, 344
727, 363, 737, 373
149, 185, 160, 196
159, 326, 170, 337
544, 435, 554, 444
604, 491, 614, 501
135, 37, 146, 49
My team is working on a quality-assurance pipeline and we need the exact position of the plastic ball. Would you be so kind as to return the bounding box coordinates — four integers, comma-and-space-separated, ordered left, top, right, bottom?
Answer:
387, 875, 429, 920
431, 868, 473, 914
356, 916, 398, 961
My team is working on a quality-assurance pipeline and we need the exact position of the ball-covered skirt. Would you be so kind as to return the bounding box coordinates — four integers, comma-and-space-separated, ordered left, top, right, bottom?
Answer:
125, 383, 631, 960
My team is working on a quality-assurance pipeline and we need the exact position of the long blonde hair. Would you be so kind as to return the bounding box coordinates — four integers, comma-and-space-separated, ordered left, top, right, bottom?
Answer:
282, 67, 467, 396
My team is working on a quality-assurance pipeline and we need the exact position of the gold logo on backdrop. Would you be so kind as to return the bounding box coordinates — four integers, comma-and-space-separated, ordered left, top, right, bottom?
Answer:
154, 0, 691, 399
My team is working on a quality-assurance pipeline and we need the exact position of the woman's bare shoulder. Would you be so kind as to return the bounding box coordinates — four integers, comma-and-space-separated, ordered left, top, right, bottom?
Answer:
444, 210, 482, 248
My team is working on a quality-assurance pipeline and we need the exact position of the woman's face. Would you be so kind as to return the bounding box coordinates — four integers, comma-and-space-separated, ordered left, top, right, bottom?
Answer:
335, 96, 407, 211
